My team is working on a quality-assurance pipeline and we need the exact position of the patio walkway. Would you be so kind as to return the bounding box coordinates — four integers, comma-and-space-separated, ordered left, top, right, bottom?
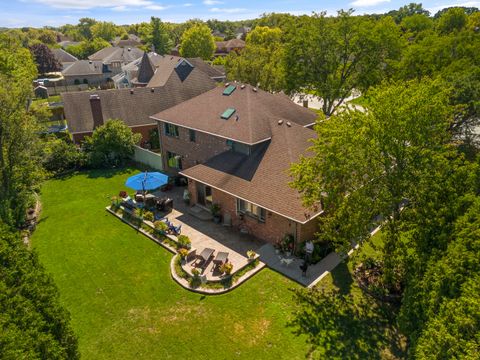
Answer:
153, 187, 264, 281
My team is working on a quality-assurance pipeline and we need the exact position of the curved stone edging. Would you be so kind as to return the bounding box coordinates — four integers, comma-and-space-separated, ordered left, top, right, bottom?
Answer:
107, 206, 266, 294
170, 254, 266, 295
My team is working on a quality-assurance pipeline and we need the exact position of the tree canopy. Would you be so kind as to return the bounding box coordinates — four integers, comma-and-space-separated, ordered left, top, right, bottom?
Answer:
179, 23, 215, 60
150, 17, 172, 55
0, 222, 79, 358
28, 43, 61, 74
284, 10, 403, 115
0, 35, 44, 226
83, 119, 141, 168
226, 26, 285, 91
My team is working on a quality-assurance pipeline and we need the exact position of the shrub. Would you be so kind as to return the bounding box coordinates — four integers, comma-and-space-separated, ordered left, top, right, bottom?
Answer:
42, 137, 84, 175
82, 119, 141, 168
143, 211, 154, 222
154, 220, 168, 233
177, 235, 191, 248
210, 203, 221, 216
247, 250, 256, 259
133, 208, 143, 218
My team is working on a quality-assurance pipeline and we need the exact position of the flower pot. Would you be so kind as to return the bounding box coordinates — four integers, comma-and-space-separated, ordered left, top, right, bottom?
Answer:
213, 215, 221, 224
286, 251, 291, 257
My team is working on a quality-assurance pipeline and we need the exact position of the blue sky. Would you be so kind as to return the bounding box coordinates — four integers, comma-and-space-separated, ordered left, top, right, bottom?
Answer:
2, 0, 479, 27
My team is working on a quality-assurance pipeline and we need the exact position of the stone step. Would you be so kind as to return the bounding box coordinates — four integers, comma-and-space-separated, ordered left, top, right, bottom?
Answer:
188, 205, 213, 221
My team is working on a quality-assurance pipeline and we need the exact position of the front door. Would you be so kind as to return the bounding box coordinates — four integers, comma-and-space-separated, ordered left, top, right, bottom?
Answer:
196, 183, 213, 208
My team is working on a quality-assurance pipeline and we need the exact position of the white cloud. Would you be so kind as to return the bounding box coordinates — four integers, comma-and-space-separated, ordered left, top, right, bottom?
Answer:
112, 6, 128, 11
203, 0, 223, 5
427, 1, 480, 14
350, 0, 390, 7
146, 4, 169, 10
210, 7, 246, 14
32, 0, 153, 10
183, 2, 193, 6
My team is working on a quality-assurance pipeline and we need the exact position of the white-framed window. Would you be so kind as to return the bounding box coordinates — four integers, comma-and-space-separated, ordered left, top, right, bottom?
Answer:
236, 199, 266, 222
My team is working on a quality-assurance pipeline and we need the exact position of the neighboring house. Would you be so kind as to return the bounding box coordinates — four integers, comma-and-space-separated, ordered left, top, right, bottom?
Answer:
235, 26, 251, 39
58, 41, 80, 49
61, 60, 107, 86
113, 53, 225, 88
112, 34, 143, 47
62, 59, 217, 144
88, 46, 144, 75
52, 48, 78, 70
150, 83, 321, 245
215, 39, 245, 57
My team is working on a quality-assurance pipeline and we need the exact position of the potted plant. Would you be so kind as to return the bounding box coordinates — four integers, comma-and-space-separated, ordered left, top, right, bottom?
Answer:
110, 196, 120, 210
282, 234, 294, 256
177, 235, 191, 249
178, 248, 189, 263
210, 203, 222, 223
191, 267, 200, 278
220, 262, 233, 275
247, 250, 256, 260
183, 189, 191, 205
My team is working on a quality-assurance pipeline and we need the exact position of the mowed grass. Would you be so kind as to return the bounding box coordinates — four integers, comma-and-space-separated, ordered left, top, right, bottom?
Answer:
31, 168, 309, 359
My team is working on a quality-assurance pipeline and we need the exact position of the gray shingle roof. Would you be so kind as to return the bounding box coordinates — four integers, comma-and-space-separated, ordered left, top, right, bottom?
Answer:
151, 84, 317, 144
62, 66, 216, 134
61, 60, 103, 76
88, 46, 144, 64
181, 120, 321, 223
52, 48, 78, 64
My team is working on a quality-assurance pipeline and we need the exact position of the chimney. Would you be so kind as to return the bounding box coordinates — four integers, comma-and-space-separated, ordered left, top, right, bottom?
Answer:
89, 94, 104, 129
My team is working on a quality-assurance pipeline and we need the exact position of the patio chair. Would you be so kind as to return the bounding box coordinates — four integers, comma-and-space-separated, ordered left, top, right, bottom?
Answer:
194, 248, 215, 270
169, 224, 182, 235
212, 251, 229, 272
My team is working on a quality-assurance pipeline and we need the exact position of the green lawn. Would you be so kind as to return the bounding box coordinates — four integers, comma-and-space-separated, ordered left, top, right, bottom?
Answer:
32, 168, 403, 359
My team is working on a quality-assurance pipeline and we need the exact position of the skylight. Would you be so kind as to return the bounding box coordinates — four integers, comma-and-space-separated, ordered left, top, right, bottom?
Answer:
221, 108, 236, 120
223, 85, 236, 96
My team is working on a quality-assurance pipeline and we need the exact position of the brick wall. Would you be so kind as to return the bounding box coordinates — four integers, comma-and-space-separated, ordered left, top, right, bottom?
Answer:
187, 179, 299, 245
71, 124, 156, 145
158, 121, 229, 172
298, 217, 319, 243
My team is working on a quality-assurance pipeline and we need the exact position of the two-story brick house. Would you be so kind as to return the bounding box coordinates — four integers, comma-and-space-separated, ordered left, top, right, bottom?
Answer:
151, 84, 323, 246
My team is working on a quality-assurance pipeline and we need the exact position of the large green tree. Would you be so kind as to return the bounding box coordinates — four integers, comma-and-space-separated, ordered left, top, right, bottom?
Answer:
91, 21, 119, 42
0, 223, 79, 358
179, 23, 215, 60
150, 17, 172, 55
28, 43, 61, 74
83, 119, 141, 168
66, 37, 111, 60
291, 80, 453, 285
284, 11, 403, 115
226, 26, 285, 91
0, 35, 44, 226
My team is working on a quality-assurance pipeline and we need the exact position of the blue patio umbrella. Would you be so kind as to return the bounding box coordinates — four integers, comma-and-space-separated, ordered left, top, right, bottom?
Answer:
125, 172, 169, 192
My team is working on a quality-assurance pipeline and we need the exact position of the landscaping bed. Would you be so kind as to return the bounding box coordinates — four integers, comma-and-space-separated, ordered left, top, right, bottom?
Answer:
107, 203, 265, 294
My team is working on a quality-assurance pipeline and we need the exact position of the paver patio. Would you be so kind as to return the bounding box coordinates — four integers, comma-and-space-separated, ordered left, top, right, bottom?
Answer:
153, 186, 264, 280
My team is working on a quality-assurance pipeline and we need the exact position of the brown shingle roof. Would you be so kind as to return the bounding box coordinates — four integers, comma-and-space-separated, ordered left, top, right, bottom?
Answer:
62, 66, 216, 134
215, 39, 245, 53
88, 46, 144, 64
135, 52, 155, 84
181, 120, 321, 223
187, 57, 225, 79
151, 84, 317, 144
